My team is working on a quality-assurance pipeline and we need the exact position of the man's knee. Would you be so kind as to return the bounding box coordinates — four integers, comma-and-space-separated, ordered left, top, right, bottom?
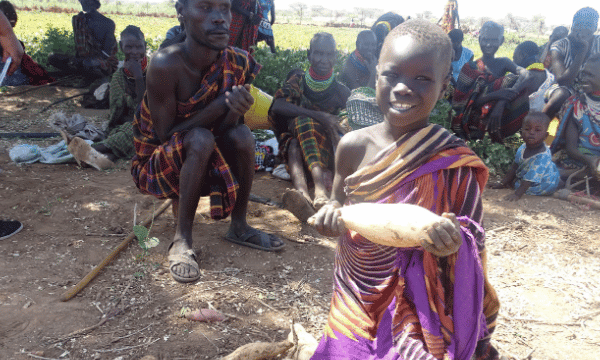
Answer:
223, 124, 254, 152
183, 128, 215, 156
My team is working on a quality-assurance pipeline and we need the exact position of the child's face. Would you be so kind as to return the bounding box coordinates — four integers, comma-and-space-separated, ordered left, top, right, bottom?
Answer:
520, 116, 548, 148
308, 38, 337, 77
376, 35, 449, 133
579, 60, 600, 94
479, 27, 503, 57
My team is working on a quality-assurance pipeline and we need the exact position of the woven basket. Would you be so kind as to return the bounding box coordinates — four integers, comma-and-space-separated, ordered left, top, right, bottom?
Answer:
346, 87, 384, 130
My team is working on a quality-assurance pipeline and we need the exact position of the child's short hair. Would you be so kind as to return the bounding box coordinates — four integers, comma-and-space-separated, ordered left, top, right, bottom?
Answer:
121, 25, 145, 40
514, 41, 540, 66
448, 28, 464, 43
524, 111, 551, 129
382, 19, 452, 76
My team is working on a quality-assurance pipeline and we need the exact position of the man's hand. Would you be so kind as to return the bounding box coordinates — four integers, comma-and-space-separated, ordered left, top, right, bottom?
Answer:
420, 212, 463, 257
250, 12, 262, 25
225, 84, 254, 116
308, 201, 345, 237
123, 58, 143, 79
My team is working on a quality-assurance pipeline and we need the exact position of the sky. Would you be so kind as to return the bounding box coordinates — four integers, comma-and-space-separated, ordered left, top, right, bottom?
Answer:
274, 0, 596, 27
123, 0, 596, 27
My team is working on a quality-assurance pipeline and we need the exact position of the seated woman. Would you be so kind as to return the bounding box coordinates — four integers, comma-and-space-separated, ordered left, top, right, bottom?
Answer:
550, 55, 600, 182
548, 7, 599, 114
452, 21, 529, 142
64, 26, 147, 170
0, 1, 53, 86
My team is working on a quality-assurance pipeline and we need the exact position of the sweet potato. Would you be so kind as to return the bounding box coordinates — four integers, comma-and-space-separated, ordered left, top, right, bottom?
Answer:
310, 203, 447, 247
222, 340, 293, 360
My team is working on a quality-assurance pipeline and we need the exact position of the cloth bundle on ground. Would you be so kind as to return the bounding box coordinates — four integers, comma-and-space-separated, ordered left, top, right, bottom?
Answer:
131, 47, 260, 220
452, 60, 530, 142
9, 140, 85, 164
312, 124, 501, 360
48, 111, 106, 142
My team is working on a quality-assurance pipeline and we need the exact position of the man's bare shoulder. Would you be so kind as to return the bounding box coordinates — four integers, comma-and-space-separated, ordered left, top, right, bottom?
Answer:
148, 44, 186, 75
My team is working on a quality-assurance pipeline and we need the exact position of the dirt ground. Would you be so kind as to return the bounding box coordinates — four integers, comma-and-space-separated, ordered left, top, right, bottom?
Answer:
0, 86, 599, 360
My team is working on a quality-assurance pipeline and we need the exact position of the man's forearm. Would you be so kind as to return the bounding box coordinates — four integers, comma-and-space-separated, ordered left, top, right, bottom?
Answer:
165, 97, 228, 140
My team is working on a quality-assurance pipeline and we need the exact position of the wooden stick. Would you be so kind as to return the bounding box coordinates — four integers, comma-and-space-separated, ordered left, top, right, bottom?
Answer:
60, 199, 172, 302
40, 92, 87, 113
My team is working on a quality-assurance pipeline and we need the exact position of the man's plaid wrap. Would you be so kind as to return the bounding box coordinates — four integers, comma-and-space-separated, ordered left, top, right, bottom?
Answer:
131, 47, 261, 220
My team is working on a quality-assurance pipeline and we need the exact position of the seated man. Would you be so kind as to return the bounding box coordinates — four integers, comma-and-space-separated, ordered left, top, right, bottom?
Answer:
63, 25, 148, 169
131, 0, 284, 283
340, 30, 377, 91
448, 28, 474, 82
0, 0, 53, 86
48, 0, 118, 80
269, 32, 350, 221
551, 55, 600, 182
452, 21, 530, 142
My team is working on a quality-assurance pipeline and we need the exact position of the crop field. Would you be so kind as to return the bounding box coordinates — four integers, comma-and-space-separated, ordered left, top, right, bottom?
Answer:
14, 11, 544, 58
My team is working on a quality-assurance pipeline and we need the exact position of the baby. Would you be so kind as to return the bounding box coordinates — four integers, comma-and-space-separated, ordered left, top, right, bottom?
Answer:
491, 111, 560, 200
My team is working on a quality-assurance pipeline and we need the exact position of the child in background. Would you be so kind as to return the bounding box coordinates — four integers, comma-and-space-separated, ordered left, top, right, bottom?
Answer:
310, 19, 501, 360
491, 111, 560, 200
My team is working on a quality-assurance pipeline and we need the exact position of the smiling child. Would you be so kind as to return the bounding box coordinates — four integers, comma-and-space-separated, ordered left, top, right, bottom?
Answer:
310, 19, 502, 360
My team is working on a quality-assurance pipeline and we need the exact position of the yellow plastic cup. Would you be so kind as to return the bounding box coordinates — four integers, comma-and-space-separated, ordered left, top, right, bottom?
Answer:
245, 85, 273, 130
545, 117, 559, 146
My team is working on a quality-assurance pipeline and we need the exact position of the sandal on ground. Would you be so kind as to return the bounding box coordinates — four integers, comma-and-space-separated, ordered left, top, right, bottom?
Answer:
282, 189, 316, 222
224, 227, 285, 251
0, 220, 23, 241
168, 243, 201, 283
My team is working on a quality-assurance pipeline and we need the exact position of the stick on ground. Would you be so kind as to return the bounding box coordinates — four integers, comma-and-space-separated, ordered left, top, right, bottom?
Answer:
60, 199, 173, 301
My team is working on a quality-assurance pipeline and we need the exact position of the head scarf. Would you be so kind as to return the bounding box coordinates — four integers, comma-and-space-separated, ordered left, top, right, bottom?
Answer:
572, 7, 599, 31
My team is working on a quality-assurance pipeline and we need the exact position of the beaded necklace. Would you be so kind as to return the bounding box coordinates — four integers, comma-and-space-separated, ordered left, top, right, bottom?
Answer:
305, 67, 334, 92
349, 50, 369, 74
526, 62, 545, 71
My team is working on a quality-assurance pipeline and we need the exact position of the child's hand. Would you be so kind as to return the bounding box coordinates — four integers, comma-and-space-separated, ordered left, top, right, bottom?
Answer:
308, 201, 345, 237
421, 212, 462, 257
225, 84, 254, 116
503, 193, 521, 201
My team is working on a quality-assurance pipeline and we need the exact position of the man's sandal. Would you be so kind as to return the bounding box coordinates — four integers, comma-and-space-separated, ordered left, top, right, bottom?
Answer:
168, 243, 201, 283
